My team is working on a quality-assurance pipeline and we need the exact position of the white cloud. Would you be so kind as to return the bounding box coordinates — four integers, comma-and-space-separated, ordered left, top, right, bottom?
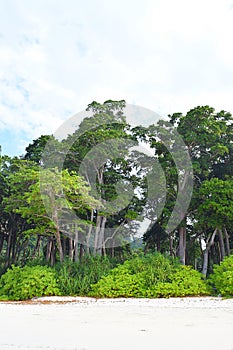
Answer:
0, 0, 233, 155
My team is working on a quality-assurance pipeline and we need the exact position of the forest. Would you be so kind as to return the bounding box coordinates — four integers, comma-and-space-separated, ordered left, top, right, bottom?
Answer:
0, 100, 232, 300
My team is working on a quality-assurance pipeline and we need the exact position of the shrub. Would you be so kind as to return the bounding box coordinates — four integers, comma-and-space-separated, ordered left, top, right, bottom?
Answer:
89, 253, 176, 298
89, 253, 210, 298
55, 255, 114, 296
153, 266, 210, 297
89, 264, 148, 297
208, 255, 233, 297
0, 265, 61, 300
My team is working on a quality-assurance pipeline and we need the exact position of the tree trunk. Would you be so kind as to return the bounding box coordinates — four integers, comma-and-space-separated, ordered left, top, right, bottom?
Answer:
69, 238, 74, 261
94, 215, 101, 254
55, 227, 64, 262
32, 235, 41, 260
178, 226, 186, 265
51, 240, 56, 266
21, 238, 29, 265
224, 228, 230, 256
218, 229, 225, 261
62, 237, 66, 258
97, 216, 107, 256
86, 210, 94, 255
74, 229, 79, 262
46, 237, 53, 263
202, 228, 217, 277
79, 244, 84, 260
5, 232, 12, 268
169, 234, 174, 256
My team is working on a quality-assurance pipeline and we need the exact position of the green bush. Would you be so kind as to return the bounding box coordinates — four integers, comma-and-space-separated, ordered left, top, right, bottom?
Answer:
208, 255, 233, 297
0, 265, 61, 300
89, 264, 148, 297
89, 253, 210, 298
153, 266, 210, 297
55, 255, 114, 296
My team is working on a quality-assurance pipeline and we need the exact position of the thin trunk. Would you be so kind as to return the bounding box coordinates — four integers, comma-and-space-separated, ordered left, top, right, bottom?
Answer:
62, 237, 66, 258
50, 240, 56, 266
74, 228, 79, 262
202, 228, 217, 277
178, 226, 186, 265
32, 235, 41, 260
169, 234, 174, 256
97, 216, 107, 256
111, 242, 115, 258
69, 238, 74, 261
55, 227, 64, 262
5, 232, 12, 268
11, 234, 16, 263
86, 210, 94, 255
94, 214, 101, 254
218, 229, 225, 261
79, 244, 84, 260
224, 227, 230, 256
21, 238, 30, 265
46, 237, 53, 263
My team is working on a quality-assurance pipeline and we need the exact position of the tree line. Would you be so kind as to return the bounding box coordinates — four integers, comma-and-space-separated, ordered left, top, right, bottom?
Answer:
0, 101, 232, 276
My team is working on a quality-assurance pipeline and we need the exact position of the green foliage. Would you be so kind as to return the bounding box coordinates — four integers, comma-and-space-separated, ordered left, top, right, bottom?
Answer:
89, 268, 147, 297
89, 253, 208, 298
0, 265, 61, 300
198, 177, 233, 229
208, 255, 233, 297
55, 256, 114, 295
153, 266, 210, 297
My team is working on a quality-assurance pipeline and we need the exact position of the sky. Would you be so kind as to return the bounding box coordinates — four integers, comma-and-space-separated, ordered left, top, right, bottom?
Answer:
0, 0, 233, 156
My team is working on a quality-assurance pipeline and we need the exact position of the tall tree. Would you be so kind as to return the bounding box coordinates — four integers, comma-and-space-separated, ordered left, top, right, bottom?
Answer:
197, 177, 233, 276
63, 100, 145, 255
142, 106, 233, 264
5, 164, 99, 263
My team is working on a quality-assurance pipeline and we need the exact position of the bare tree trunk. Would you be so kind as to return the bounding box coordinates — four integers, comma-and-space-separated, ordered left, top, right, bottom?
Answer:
74, 228, 79, 262
51, 240, 56, 266
178, 226, 186, 265
224, 228, 230, 256
97, 216, 107, 256
46, 237, 53, 263
5, 232, 12, 268
218, 229, 225, 261
32, 235, 41, 260
169, 234, 174, 256
55, 227, 64, 262
79, 244, 84, 260
111, 241, 115, 258
202, 228, 217, 277
21, 238, 30, 265
86, 210, 94, 255
62, 237, 66, 258
94, 215, 101, 254
69, 238, 74, 261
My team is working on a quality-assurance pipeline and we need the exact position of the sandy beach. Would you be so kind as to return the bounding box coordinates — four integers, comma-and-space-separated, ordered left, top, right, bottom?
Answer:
0, 297, 233, 350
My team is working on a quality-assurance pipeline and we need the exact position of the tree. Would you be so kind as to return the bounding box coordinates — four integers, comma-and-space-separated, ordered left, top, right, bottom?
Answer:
197, 177, 233, 276
62, 100, 144, 255
5, 164, 99, 263
143, 106, 233, 264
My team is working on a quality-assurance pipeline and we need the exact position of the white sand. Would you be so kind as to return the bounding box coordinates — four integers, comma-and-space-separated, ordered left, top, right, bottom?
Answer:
1, 297, 233, 350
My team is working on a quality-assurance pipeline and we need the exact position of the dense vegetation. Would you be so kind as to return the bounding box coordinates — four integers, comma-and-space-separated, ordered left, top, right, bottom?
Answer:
0, 100, 232, 300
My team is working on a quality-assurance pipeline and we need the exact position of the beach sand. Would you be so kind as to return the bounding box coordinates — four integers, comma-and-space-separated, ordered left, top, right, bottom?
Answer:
0, 297, 233, 350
